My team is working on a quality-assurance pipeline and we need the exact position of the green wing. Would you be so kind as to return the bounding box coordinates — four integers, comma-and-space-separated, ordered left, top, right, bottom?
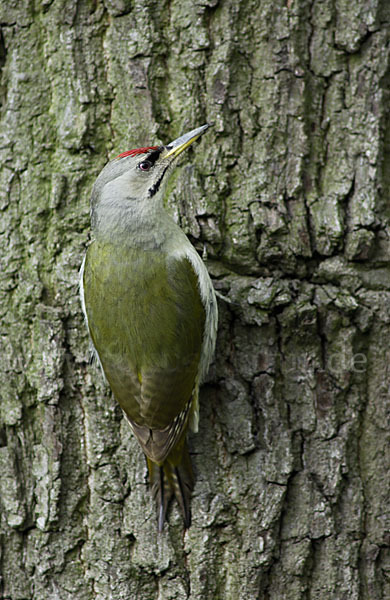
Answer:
83, 241, 205, 462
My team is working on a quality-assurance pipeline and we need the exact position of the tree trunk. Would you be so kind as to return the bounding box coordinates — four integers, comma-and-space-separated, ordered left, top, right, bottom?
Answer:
0, 1, 389, 598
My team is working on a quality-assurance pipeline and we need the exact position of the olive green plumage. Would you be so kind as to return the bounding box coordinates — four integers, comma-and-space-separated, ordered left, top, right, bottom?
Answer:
84, 242, 205, 449
83, 243, 204, 528
81, 124, 217, 530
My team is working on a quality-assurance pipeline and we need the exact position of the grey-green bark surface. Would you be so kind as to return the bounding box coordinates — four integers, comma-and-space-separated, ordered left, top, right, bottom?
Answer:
0, 0, 389, 598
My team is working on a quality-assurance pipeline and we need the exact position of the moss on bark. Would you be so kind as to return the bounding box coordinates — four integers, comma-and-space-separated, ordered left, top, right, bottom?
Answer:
0, 1, 389, 598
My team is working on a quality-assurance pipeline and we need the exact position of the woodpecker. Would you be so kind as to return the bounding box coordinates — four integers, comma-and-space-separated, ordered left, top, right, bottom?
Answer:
80, 124, 217, 531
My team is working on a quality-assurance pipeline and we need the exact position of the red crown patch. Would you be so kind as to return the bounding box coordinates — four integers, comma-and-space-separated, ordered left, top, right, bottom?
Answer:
116, 146, 158, 159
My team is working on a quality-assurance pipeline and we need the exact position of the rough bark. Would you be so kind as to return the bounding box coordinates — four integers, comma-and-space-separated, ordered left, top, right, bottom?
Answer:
0, 1, 389, 598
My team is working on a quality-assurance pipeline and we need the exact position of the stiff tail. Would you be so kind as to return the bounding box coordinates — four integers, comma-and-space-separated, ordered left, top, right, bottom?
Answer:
146, 439, 194, 532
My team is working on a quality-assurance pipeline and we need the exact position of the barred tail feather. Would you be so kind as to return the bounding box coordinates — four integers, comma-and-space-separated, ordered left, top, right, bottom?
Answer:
146, 440, 194, 532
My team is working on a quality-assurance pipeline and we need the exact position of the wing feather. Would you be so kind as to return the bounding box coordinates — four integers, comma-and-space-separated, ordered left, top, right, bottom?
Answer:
83, 242, 208, 460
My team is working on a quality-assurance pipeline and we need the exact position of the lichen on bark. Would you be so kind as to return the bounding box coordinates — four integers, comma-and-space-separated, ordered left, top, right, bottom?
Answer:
0, 1, 389, 598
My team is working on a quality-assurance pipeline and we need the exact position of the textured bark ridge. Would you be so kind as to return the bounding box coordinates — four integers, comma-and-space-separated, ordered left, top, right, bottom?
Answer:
0, 1, 389, 599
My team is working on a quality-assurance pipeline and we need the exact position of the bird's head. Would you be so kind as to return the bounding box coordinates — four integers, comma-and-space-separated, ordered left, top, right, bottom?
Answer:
91, 124, 212, 222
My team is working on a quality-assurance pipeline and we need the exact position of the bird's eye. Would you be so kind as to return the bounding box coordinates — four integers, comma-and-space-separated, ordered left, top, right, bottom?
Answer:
138, 160, 152, 171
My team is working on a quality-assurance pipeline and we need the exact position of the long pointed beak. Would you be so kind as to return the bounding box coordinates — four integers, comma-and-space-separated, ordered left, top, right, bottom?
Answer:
163, 123, 213, 160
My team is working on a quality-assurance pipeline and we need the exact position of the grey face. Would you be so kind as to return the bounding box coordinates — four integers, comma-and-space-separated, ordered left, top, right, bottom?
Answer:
90, 124, 212, 227
92, 146, 169, 206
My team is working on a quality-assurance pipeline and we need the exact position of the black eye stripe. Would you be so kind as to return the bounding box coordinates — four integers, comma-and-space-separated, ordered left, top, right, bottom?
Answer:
145, 146, 164, 166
